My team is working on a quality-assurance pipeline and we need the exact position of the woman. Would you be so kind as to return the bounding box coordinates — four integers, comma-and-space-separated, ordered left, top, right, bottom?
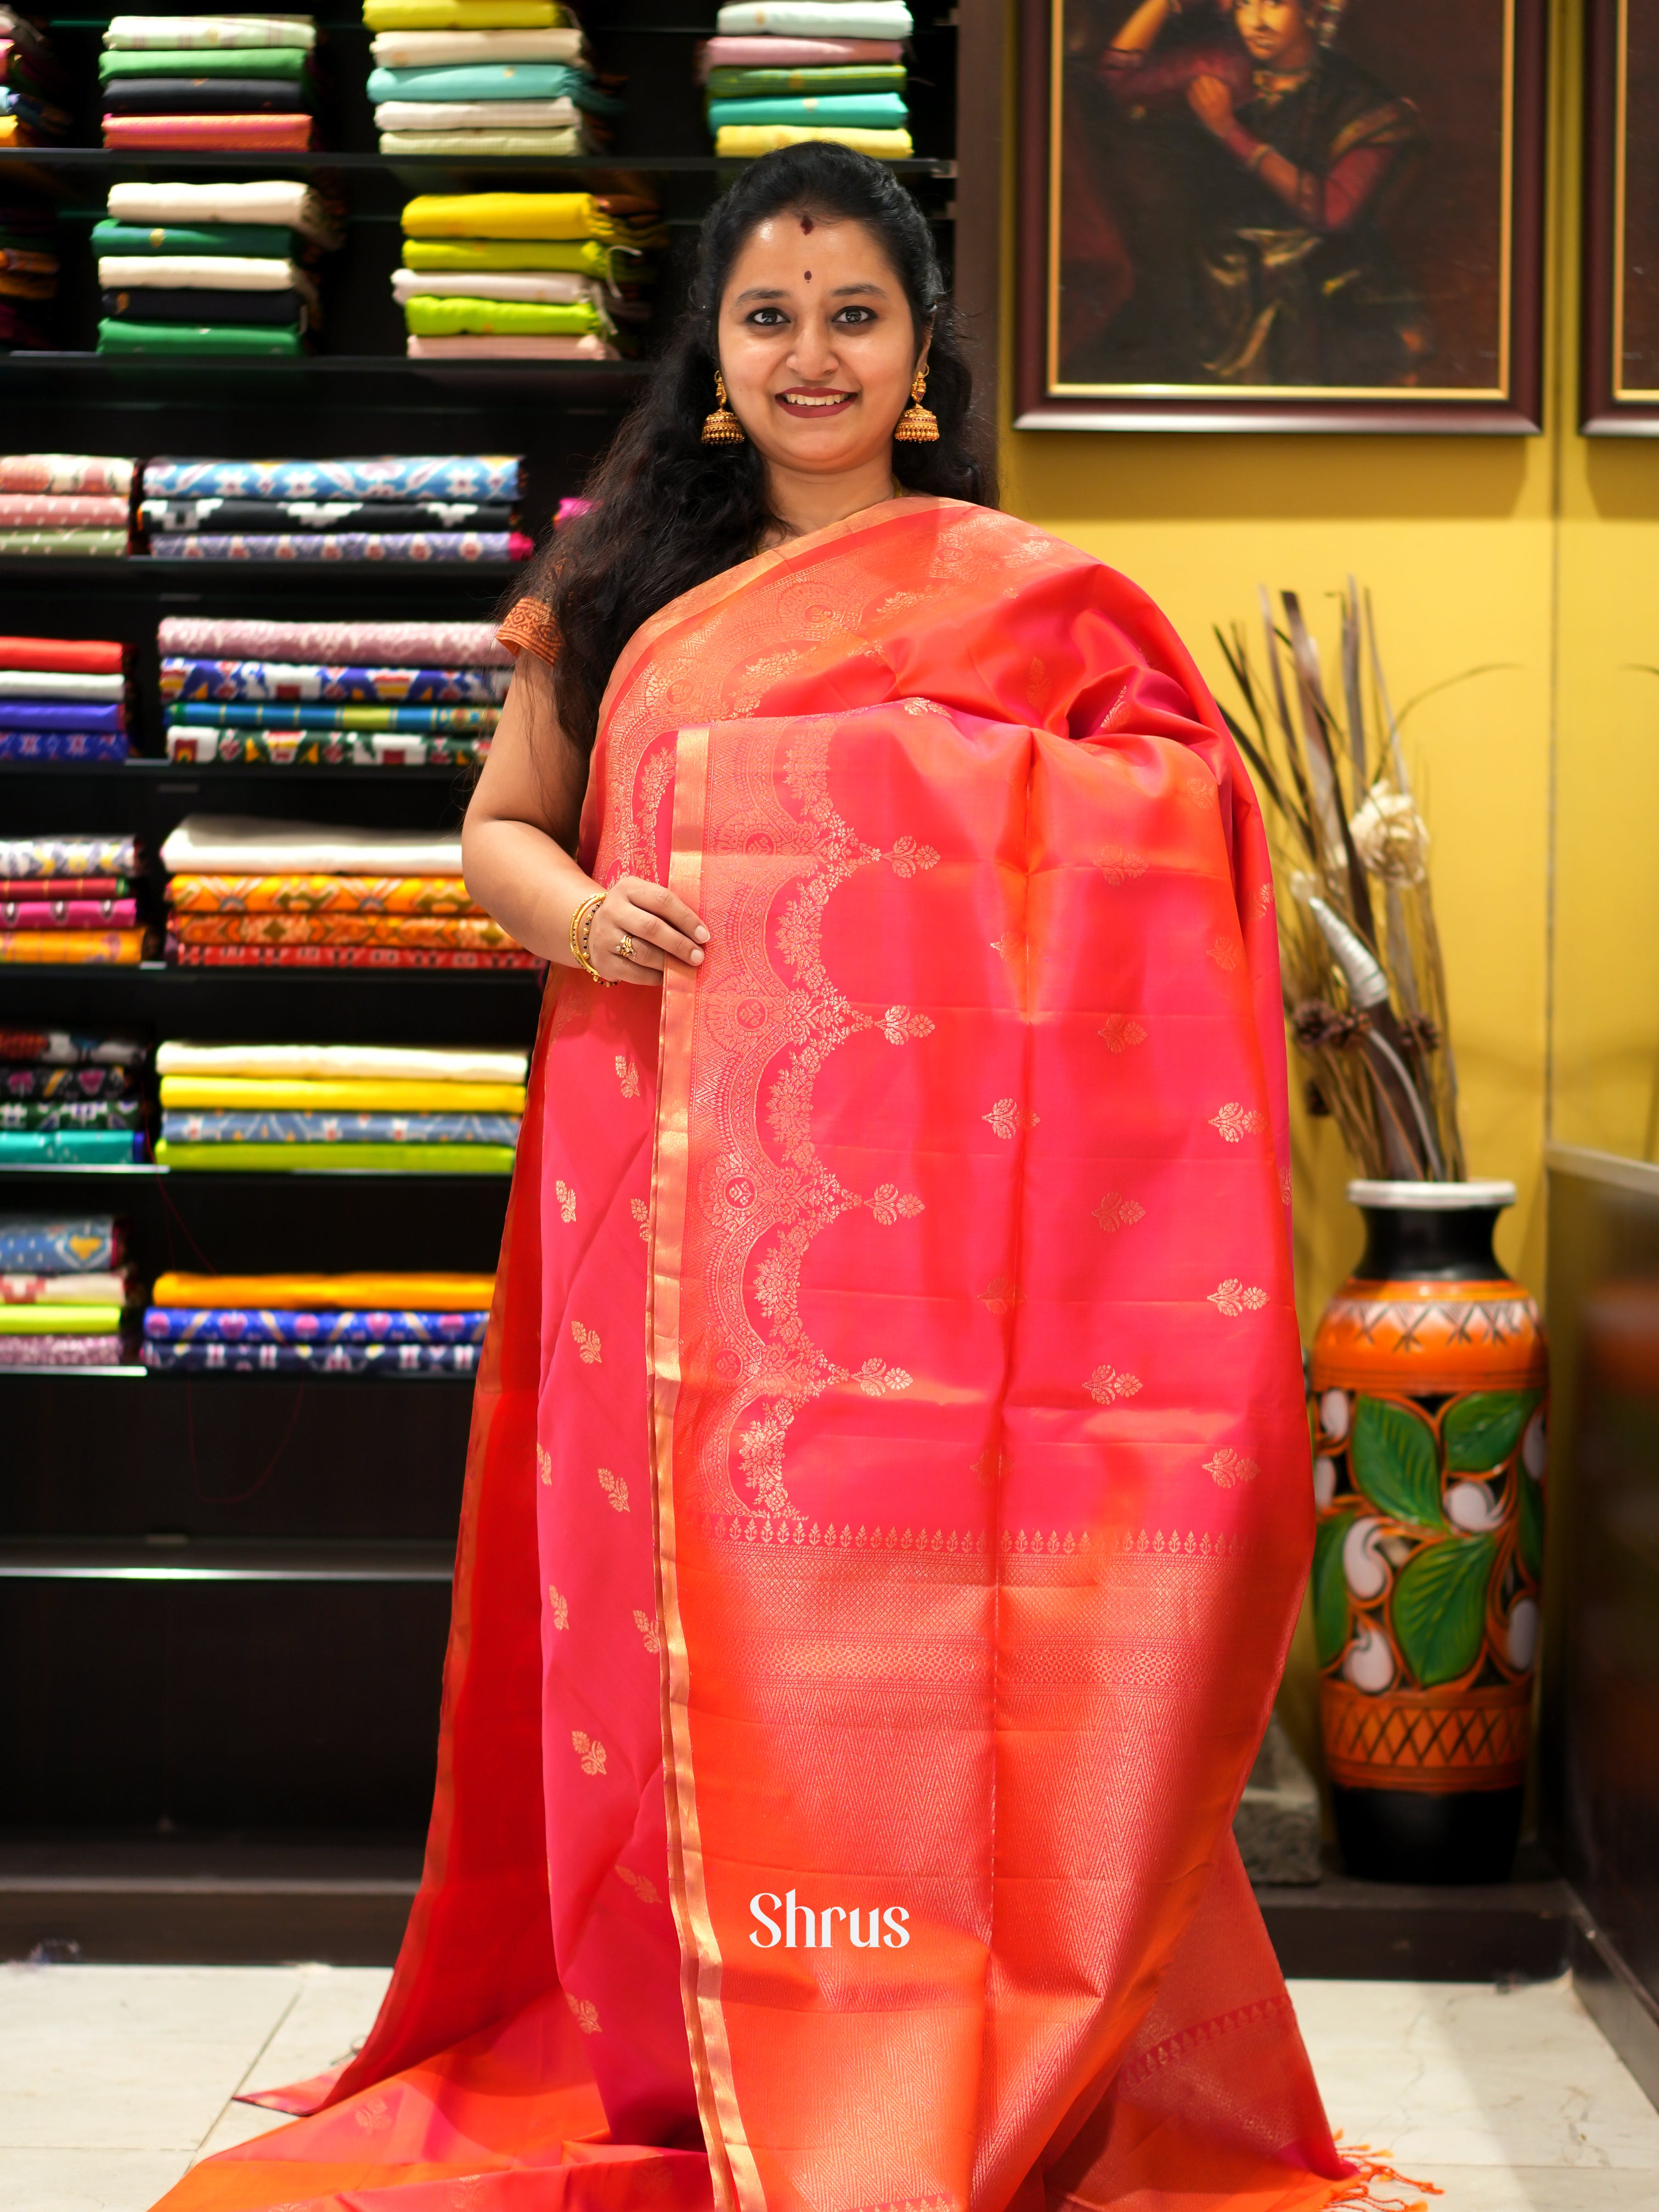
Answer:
1081, 0, 1430, 386
153, 145, 1401, 2212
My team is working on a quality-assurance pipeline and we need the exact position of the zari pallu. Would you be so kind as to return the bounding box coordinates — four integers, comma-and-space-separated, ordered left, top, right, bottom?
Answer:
153, 498, 1407, 2212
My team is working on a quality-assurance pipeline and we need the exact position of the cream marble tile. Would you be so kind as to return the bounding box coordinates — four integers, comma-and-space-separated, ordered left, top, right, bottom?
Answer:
192, 1966, 391, 2164
1426, 2169, 1659, 2209
0, 1965, 301, 2151
1294, 1977, 1659, 2173
0, 2145, 193, 2211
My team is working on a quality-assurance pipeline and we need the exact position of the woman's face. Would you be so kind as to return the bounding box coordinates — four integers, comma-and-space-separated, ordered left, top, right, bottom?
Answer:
1232, 0, 1316, 67
716, 213, 925, 479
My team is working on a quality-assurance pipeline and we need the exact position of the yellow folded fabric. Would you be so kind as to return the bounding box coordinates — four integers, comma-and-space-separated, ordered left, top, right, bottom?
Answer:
153, 1272, 496, 1310
365, 1, 564, 26
158, 1077, 527, 1111
0, 1305, 122, 1334
156, 1142, 517, 1175
401, 190, 599, 239
714, 123, 912, 157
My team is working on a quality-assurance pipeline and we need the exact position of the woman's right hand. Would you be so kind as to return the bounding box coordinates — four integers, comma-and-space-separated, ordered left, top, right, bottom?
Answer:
585, 874, 710, 987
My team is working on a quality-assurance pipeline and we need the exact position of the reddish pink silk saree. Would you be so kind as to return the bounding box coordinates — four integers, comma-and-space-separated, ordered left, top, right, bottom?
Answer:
155, 498, 1396, 2212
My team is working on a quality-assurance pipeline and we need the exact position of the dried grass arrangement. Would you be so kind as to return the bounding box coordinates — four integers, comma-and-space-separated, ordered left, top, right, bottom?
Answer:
1216, 584, 1466, 1182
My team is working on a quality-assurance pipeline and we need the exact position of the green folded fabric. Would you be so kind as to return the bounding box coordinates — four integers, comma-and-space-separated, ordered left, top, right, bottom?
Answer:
0, 1130, 137, 1160
99, 46, 312, 80
155, 1140, 517, 1174
705, 64, 906, 97
402, 236, 630, 280
402, 295, 603, 336
706, 92, 908, 129
0, 1305, 123, 1334
0, 529, 128, 554
98, 318, 303, 356
92, 219, 294, 257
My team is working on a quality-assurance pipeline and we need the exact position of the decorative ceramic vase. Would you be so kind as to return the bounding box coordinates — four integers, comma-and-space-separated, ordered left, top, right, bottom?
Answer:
1310, 1180, 1547, 1884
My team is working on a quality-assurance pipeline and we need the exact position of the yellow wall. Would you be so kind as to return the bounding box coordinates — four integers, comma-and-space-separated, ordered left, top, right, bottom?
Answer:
994, 0, 1659, 1327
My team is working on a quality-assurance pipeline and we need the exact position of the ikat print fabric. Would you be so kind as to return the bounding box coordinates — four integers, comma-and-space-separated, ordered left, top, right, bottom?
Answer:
165, 731, 491, 766
0, 897, 136, 926
0, 1333, 130, 1367
160, 1110, 520, 1144
140, 1339, 481, 1373
161, 658, 509, 703
166, 940, 534, 969
0, 465, 132, 555
150, 532, 526, 563
3, 1098, 143, 1130
0, 637, 130, 761
0, 1216, 122, 1271
0, 1129, 143, 1159
0, 837, 139, 878
145, 456, 522, 501
0, 1030, 145, 1064
2, 1063, 138, 1099
0, 733, 128, 761
144, 1306, 490, 1341
165, 874, 482, 914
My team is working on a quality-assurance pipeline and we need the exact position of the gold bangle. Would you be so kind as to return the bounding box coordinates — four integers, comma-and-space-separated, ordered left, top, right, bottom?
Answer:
569, 891, 614, 985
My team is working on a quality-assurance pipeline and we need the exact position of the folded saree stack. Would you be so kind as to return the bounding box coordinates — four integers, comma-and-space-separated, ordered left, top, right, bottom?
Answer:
143, 1267, 495, 1373
704, 0, 913, 155
155, 1039, 526, 1172
100, 13, 320, 151
157, 613, 510, 760
159, 811, 535, 968
0, 455, 133, 556
365, 0, 619, 157
398, 190, 663, 359
0, 837, 150, 967
0, 1030, 149, 1166
0, 199, 59, 352
96, 179, 343, 359
142, 453, 526, 563
0, 633, 131, 762
0, 7, 70, 147
0, 1210, 141, 1367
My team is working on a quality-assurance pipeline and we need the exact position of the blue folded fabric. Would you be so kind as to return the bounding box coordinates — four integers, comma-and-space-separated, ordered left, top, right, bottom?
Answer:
706, 91, 909, 128
0, 1215, 120, 1271
0, 732, 127, 761
144, 1307, 491, 1344
161, 1110, 520, 1145
150, 534, 516, 565
0, 700, 124, 732
366, 61, 622, 111
142, 456, 523, 502
170, 701, 497, 731
140, 1339, 481, 1374
162, 657, 507, 704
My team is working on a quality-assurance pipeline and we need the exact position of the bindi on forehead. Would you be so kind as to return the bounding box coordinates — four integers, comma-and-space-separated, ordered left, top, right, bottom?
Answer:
799, 215, 814, 234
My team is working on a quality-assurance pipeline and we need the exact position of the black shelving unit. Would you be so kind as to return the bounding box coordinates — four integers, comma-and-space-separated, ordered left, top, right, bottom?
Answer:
0, 0, 993, 1956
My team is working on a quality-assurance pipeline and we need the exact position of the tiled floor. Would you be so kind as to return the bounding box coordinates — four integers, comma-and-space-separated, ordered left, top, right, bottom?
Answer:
0, 1965, 1655, 2209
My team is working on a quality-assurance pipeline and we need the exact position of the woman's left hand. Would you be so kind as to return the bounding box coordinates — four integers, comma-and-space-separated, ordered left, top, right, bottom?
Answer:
589, 874, 710, 987
1187, 72, 1235, 131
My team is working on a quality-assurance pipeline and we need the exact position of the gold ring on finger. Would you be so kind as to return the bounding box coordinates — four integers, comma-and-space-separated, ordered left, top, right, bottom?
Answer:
617, 933, 636, 963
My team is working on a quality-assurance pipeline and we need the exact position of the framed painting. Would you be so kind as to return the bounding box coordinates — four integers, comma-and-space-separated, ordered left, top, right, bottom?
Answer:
1016, 0, 1547, 431
1583, 0, 1659, 430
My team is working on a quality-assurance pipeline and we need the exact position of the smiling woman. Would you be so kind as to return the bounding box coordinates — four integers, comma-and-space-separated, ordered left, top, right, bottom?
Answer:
148, 142, 1420, 2212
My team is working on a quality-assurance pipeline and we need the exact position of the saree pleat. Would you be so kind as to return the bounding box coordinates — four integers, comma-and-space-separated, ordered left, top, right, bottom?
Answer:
151, 496, 1380, 2212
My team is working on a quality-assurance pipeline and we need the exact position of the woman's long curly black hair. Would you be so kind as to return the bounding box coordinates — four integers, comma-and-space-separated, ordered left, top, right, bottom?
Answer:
517, 142, 997, 757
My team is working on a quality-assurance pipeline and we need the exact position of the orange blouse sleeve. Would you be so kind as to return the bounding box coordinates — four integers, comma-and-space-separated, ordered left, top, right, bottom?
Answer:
496, 596, 559, 668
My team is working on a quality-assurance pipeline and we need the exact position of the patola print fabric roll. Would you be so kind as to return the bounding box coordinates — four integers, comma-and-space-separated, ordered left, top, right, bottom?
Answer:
150, 532, 524, 562
160, 658, 510, 703
144, 455, 521, 501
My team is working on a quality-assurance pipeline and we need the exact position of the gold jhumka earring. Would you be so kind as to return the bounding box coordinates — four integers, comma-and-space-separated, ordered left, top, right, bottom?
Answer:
701, 370, 744, 445
894, 364, 939, 443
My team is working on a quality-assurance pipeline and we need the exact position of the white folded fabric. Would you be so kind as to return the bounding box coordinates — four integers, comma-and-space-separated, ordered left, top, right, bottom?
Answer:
0, 670, 125, 701
407, 333, 616, 359
156, 1041, 528, 1082
105, 180, 342, 249
160, 815, 466, 876
1, 1272, 133, 1305
98, 256, 319, 307
374, 97, 580, 128
104, 14, 317, 48
715, 1, 914, 30
369, 27, 583, 62
391, 268, 599, 304
379, 127, 589, 154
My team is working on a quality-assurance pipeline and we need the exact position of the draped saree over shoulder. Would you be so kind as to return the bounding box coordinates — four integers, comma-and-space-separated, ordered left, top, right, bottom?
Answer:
154, 498, 1403, 2212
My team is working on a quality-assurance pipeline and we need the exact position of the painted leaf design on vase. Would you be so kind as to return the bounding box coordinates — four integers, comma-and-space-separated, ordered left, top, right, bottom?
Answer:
1350, 1395, 1445, 1529
1518, 1468, 1545, 1580
1312, 1507, 1356, 1667
1442, 1389, 1542, 1472
1391, 1533, 1498, 1686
